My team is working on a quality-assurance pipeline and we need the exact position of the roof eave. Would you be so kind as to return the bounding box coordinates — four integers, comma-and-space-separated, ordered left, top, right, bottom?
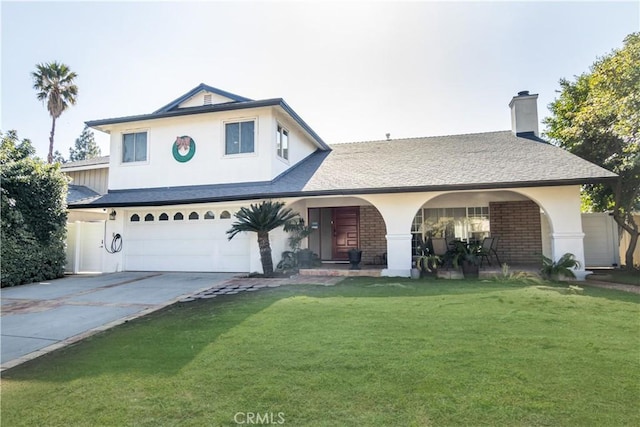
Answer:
153, 83, 253, 113
61, 163, 109, 172
85, 98, 330, 151
68, 176, 617, 209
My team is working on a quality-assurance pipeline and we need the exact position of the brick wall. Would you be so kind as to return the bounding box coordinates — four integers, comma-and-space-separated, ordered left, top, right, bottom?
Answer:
359, 206, 387, 265
489, 200, 542, 265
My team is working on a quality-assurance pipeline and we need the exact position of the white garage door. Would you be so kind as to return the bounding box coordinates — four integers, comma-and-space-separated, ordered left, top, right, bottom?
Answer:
124, 211, 250, 272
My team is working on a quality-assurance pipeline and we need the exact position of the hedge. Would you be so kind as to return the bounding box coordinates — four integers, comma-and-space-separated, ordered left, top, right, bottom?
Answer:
1, 131, 68, 287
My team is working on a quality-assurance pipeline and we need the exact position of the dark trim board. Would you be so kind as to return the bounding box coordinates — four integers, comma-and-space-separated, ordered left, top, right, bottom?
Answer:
68, 176, 617, 209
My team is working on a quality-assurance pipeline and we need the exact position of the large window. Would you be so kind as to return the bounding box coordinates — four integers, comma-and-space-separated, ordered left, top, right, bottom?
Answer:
411, 206, 490, 255
225, 120, 255, 155
276, 124, 289, 160
122, 131, 147, 163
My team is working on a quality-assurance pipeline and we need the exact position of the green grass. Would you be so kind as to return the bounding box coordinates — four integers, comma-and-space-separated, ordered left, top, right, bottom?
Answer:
2, 278, 639, 426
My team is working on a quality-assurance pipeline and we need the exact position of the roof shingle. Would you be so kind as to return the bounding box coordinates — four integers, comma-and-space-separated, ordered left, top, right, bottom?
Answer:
69, 131, 617, 208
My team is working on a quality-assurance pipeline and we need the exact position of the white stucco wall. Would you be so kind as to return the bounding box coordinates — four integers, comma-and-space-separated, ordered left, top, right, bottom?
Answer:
105, 106, 319, 190
82, 186, 586, 278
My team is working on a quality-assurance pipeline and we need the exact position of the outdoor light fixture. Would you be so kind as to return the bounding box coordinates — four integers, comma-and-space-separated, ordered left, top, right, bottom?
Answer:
109, 210, 117, 220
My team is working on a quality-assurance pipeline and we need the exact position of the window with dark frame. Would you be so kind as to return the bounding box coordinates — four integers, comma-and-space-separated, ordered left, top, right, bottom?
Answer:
122, 131, 147, 163
276, 124, 289, 160
225, 120, 255, 155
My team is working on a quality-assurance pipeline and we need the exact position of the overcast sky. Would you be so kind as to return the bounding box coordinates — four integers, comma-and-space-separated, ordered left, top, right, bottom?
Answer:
1, 1, 638, 159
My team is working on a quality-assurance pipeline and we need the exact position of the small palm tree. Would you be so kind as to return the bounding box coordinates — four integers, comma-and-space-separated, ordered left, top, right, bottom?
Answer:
227, 201, 299, 276
32, 61, 78, 163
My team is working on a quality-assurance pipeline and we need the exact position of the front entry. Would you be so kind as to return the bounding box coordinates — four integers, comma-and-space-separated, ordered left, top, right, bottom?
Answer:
332, 207, 360, 260
308, 207, 360, 261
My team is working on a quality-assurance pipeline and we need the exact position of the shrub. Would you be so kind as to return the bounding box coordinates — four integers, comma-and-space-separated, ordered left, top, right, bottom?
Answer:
540, 253, 581, 280
1, 131, 68, 287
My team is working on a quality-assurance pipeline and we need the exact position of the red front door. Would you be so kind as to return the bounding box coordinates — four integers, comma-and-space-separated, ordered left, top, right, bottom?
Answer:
332, 207, 360, 260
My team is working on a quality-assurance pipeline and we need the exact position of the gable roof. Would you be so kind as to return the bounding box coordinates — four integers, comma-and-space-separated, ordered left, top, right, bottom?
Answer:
85, 84, 330, 151
69, 131, 617, 208
153, 83, 252, 113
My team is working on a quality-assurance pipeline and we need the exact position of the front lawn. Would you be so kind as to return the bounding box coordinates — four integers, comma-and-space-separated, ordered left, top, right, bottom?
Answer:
2, 278, 639, 426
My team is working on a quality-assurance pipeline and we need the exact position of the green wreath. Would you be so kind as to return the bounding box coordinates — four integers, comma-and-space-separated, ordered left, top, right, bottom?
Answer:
173, 136, 196, 162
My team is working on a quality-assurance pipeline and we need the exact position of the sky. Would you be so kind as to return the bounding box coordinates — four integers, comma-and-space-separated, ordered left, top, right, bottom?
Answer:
1, 1, 639, 160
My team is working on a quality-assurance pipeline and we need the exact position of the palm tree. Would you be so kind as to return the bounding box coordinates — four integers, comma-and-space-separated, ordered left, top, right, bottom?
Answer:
32, 61, 78, 164
227, 200, 299, 276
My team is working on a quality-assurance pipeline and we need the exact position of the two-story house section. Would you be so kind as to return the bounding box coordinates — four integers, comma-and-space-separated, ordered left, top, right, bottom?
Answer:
75, 84, 330, 273
70, 86, 617, 278
88, 83, 330, 190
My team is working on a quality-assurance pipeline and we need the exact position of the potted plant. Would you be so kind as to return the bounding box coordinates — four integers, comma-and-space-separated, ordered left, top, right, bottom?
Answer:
348, 248, 363, 270
451, 241, 481, 279
416, 254, 441, 277
297, 248, 314, 269
278, 218, 316, 270
541, 253, 581, 281
411, 260, 421, 279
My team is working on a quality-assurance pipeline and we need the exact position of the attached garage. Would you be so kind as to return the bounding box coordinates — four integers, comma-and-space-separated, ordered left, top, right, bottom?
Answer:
124, 209, 250, 272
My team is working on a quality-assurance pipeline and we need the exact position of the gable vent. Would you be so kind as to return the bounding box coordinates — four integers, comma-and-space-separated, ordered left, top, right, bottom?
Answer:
203, 94, 212, 105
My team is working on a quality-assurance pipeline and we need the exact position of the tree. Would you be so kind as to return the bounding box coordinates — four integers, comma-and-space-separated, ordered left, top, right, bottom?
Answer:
544, 33, 640, 269
52, 150, 66, 164
69, 125, 101, 162
227, 201, 299, 276
32, 61, 78, 164
1, 130, 69, 286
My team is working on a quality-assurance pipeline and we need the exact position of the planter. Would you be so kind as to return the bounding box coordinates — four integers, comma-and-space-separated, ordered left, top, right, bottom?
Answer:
416, 255, 440, 278
411, 268, 421, 279
461, 261, 479, 279
348, 249, 362, 270
297, 249, 313, 269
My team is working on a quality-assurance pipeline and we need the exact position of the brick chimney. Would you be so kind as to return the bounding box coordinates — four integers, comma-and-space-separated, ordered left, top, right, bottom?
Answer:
509, 90, 539, 137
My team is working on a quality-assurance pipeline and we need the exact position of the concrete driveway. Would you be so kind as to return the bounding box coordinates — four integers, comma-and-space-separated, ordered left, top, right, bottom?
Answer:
0, 272, 235, 370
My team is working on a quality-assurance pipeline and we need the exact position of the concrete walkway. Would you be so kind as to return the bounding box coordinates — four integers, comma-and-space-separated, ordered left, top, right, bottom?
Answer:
0, 272, 236, 371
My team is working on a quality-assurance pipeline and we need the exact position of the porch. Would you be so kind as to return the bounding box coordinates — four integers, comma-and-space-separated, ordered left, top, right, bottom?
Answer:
287, 189, 562, 278
297, 262, 541, 279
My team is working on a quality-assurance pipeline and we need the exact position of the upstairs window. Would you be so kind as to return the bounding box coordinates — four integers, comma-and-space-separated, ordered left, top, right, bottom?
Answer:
276, 124, 289, 160
225, 120, 255, 155
122, 131, 147, 163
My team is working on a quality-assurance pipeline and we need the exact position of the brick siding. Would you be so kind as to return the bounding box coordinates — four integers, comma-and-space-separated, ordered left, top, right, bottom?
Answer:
489, 200, 542, 265
359, 206, 387, 265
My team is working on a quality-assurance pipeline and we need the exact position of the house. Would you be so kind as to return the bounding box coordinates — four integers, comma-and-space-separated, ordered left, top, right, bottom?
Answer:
65, 84, 617, 278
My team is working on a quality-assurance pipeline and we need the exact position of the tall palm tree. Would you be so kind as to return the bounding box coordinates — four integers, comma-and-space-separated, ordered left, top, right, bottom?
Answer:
227, 200, 299, 276
32, 61, 78, 163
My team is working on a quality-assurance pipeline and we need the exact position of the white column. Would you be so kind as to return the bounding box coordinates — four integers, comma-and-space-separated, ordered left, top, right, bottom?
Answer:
360, 193, 442, 279
517, 186, 588, 280
382, 233, 413, 277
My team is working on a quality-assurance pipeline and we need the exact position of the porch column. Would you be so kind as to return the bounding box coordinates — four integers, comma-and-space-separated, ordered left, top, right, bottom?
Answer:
384, 234, 413, 277
551, 232, 586, 266
359, 193, 438, 278
516, 186, 589, 280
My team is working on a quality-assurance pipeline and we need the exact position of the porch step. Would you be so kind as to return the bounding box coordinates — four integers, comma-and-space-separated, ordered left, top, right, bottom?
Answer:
298, 268, 382, 277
